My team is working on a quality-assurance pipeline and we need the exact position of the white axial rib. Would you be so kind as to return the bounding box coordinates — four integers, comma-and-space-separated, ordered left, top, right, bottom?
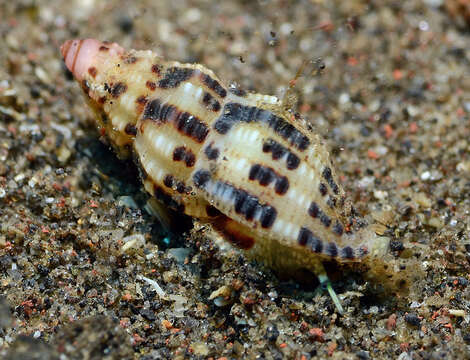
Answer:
220, 183, 234, 204
152, 134, 164, 151
111, 114, 125, 130
195, 87, 204, 100
210, 180, 220, 197
231, 127, 247, 144
272, 218, 285, 234
141, 156, 165, 183
283, 222, 297, 239
287, 188, 306, 209
120, 93, 135, 113
272, 219, 297, 241
206, 179, 220, 198
248, 128, 260, 142
150, 132, 177, 158
204, 179, 234, 208
182, 81, 193, 94
297, 162, 308, 176
181, 81, 204, 102
296, 193, 306, 209
234, 158, 248, 173
164, 139, 175, 158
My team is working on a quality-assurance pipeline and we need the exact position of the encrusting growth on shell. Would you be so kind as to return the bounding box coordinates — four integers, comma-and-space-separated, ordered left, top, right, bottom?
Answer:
61, 39, 406, 313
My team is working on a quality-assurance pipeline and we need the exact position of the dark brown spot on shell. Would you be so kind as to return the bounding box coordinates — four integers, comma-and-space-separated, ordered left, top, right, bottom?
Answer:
159, 67, 193, 88
308, 202, 332, 229
249, 164, 272, 186
333, 221, 344, 236
174, 111, 209, 143
322, 167, 340, 195
200, 73, 227, 98
248, 164, 289, 194
286, 153, 300, 170
234, 190, 258, 221
297, 227, 323, 253
341, 246, 354, 259
136, 95, 148, 104
202, 92, 221, 112
298, 227, 310, 246
215, 103, 310, 151
193, 169, 211, 188
204, 144, 220, 160
173, 146, 185, 161
163, 174, 174, 188
151, 64, 161, 75
206, 179, 277, 228
136, 95, 148, 114
260, 206, 277, 228
319, 183, 328, 196
111, 82, 127, 98
184, 152, 196, 167
262, 139, 300, 170
123, 55, 138, 64
142, 99, 161, 121
88, 67, 97, 78
325, 242, 338, 257
142, 100, 209, 142
172, 146, 196, 167
146, 80, 156, 91
99, 46, 109, 51
274, 176, 289, 195
320, 213, 331, 228
124, 123, 137, 136
311, 238, 323, 253
308, 202, 320, 218
229, 86, 247, 97
176, 181, 189, 194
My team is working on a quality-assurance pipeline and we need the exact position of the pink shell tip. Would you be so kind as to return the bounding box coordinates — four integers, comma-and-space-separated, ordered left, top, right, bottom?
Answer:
61, 39, 124, 81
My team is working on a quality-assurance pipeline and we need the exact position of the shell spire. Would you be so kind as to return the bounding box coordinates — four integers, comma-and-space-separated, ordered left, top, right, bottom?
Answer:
61, 39, 125, 81
61, 39, 136, 157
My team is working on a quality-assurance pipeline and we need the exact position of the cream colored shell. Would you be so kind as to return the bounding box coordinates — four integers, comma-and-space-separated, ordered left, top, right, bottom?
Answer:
71, 44, 388, 276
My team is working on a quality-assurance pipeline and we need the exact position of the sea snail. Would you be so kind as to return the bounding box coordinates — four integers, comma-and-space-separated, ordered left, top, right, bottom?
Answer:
61, 38, 394, 313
